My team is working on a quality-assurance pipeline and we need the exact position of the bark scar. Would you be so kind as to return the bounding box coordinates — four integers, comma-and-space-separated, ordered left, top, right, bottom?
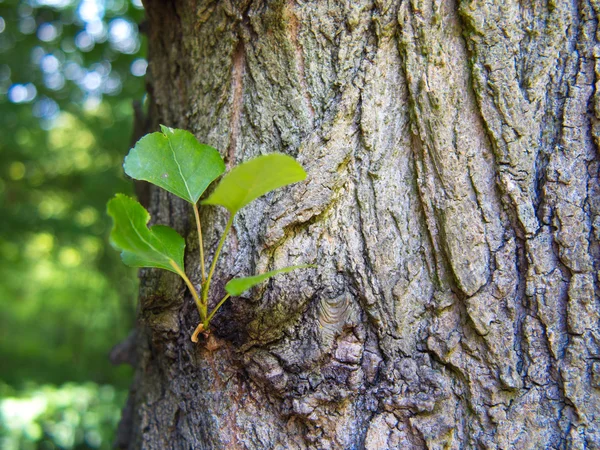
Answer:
227, 40, 246, 168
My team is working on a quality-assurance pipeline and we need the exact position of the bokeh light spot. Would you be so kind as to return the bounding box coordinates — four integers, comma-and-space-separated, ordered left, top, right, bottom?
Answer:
59, 247, 82, 267
82, 71, 102, 91
19, 17, 36, 35
25, 233, 55, 259
37, 23, 58, 42
15, 128, 32, 147
108, 18, 137, 54
103, 74, 122, 95
8, 83, 37, 103
33, 97, 60, 120
75, 31, 94, 52
86, 19, 106, 41
64, 61, 84, 81
78, 0, 105, 23
130, 58, 147, 77
37, 192, 72, 219
41, 54, 60, 73
9, 162, 26, 180
45, 72, 66, 90
76, 207, 99, 227
35, 0, 74, 6
81, 236, 102, 258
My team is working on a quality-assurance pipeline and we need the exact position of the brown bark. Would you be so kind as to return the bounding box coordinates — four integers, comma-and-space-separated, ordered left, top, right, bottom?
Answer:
117, 0, 600, 448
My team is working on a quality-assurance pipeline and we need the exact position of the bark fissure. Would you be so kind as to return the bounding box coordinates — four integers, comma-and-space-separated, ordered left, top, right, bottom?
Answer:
227, 40, 246, 168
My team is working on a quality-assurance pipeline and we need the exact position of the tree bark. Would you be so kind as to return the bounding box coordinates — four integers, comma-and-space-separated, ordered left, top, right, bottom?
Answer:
118, 0, 600, 448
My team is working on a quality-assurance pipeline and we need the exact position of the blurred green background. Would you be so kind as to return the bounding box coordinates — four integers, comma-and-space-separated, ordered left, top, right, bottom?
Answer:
0, 0, 145, 448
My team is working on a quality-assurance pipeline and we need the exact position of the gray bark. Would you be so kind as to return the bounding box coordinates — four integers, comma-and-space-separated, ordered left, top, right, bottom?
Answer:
118, 0, 600, 448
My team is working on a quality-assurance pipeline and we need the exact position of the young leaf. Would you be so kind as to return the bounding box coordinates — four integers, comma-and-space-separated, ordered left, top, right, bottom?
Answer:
201, 153, 306, 215
107, 194, 185, 274
225, 264, 316, 296
124, 125, 225, 204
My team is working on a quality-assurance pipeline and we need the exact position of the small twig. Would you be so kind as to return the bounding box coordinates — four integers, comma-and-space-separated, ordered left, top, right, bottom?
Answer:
191, 322, 205, 343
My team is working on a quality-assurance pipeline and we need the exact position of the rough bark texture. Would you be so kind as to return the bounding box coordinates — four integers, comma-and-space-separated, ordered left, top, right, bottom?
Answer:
118, 0, 600, 448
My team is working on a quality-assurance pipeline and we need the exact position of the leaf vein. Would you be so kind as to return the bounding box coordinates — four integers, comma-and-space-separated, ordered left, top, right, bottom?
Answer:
122, 205, 167, 261
166, 135, 194, 202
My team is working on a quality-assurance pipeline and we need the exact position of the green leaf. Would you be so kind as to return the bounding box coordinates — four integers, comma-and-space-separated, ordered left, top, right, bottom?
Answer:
225, 264, 316, 296
124, 125, 225, 204
202, 153, 306, 215
107, 194, 185, 274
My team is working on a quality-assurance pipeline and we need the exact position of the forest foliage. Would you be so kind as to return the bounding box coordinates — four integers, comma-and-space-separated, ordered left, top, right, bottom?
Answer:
0, 0, 145, 448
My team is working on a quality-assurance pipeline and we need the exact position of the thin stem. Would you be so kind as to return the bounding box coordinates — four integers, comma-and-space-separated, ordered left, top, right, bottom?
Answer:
190, 322, 205, 343
202, 214, 234, 324
207, 293, 231, 323
170, 260, 205, 321
193, 203, 206, 282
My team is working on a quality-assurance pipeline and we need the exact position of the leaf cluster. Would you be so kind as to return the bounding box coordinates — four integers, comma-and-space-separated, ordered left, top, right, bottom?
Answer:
108, 126, 314, 341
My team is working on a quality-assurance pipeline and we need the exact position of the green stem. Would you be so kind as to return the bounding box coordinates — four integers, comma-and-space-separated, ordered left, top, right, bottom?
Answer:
202, 214, 234, 326
170, 260, 205, 321
207, 293, 231, 323
193, 203, 206, 282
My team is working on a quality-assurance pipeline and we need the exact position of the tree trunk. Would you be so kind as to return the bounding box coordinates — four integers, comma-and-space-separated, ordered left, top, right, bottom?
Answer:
117, 0, 600, 448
